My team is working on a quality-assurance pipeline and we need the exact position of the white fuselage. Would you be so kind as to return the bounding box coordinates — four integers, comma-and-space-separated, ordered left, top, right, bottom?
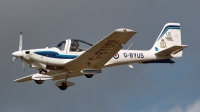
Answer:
22, 47, 171, 70
16, 38, 173, 71
105, 50, 170, 67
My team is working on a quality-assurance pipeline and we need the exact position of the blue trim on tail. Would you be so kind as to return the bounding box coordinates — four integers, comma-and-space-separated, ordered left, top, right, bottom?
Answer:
157, 25, 180, 41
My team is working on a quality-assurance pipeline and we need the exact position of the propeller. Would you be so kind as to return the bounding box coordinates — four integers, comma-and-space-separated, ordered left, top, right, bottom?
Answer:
12, 56, 16, 62
12, 32, 25, 71
21, 57, 25, 71
19, 32, 22, 51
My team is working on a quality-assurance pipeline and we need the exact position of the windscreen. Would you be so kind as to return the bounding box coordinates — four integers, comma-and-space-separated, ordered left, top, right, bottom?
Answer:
52, 41, 66, 51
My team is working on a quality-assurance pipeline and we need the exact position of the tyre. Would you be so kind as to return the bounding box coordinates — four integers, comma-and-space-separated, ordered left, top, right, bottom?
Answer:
85, 74, 93, 78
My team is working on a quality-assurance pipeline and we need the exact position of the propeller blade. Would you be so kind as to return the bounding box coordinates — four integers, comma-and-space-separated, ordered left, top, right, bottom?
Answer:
19, 32, 23, 51
12, 57, 16, 62
20, 57, 25, 72
12, 32, 25, 72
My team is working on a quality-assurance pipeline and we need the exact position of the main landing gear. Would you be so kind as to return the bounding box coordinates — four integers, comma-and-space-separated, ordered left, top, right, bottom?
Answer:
39, 69, 48, 74
34, 80, 44, 84
34, 69, 48, 85
85, 74, 94, 78
58, 72, 70, 91
58, 82, 68, 90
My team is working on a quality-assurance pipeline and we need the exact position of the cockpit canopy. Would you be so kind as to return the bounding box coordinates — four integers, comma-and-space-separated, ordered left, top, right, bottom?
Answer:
52, 41, 66, 51
70, 39, 93, 52
52, 39, 93, 52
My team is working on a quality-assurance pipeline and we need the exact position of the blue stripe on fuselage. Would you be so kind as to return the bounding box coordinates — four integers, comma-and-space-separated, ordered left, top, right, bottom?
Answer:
34, 51, 78, 59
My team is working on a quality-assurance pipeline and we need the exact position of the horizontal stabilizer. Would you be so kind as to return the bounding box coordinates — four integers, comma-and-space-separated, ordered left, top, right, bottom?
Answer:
155, 45, 189, 56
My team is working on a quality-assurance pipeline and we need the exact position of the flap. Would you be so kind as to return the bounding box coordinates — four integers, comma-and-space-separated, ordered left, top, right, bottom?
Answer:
52, 71, 84, 81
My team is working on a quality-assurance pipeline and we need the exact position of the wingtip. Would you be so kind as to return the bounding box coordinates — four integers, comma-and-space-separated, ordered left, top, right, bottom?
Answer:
20, 32, 22, 35
115, 28, 136, 33
14, 79, 19, 82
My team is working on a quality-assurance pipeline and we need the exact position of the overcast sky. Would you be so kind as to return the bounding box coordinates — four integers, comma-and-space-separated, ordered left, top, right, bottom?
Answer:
0, 0, 200, 112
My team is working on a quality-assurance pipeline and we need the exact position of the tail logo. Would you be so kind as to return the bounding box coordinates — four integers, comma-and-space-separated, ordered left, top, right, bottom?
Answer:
155, 47, 159, 51
160, 39, 166, 48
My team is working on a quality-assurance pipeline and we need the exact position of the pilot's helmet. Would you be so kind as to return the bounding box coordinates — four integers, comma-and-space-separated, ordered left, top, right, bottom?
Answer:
72, 41, 79, 47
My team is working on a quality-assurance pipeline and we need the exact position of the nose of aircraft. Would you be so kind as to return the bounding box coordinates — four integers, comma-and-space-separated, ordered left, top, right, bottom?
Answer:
12, 51, 23, 57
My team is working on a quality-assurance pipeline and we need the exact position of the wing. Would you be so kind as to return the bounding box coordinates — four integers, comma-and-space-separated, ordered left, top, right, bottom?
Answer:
43, 70, 83, 80
64, 28, 137, 70
14, 75, 33, 82
50, 71, 83, 81
14, 71, 83, 83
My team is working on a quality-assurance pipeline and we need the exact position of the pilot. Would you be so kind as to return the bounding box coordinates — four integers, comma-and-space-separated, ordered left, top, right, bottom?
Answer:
70, 41, 80, 51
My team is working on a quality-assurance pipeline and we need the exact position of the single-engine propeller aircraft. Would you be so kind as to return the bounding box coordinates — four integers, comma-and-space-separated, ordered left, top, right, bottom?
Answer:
12, 23, 188, 90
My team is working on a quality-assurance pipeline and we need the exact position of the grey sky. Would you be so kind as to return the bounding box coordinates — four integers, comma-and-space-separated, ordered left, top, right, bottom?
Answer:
0, 0, 200, 112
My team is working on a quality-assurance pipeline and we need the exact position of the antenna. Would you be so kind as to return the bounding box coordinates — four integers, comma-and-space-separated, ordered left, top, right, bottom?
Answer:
126, 43, 133, 52
124, 43, 133, 59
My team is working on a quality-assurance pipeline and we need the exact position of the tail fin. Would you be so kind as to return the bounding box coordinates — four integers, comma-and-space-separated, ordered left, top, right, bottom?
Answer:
151, 23, 187, 57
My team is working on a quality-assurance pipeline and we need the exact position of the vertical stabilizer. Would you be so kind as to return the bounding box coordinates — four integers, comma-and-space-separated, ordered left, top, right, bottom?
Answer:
151, 23, 183, 57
